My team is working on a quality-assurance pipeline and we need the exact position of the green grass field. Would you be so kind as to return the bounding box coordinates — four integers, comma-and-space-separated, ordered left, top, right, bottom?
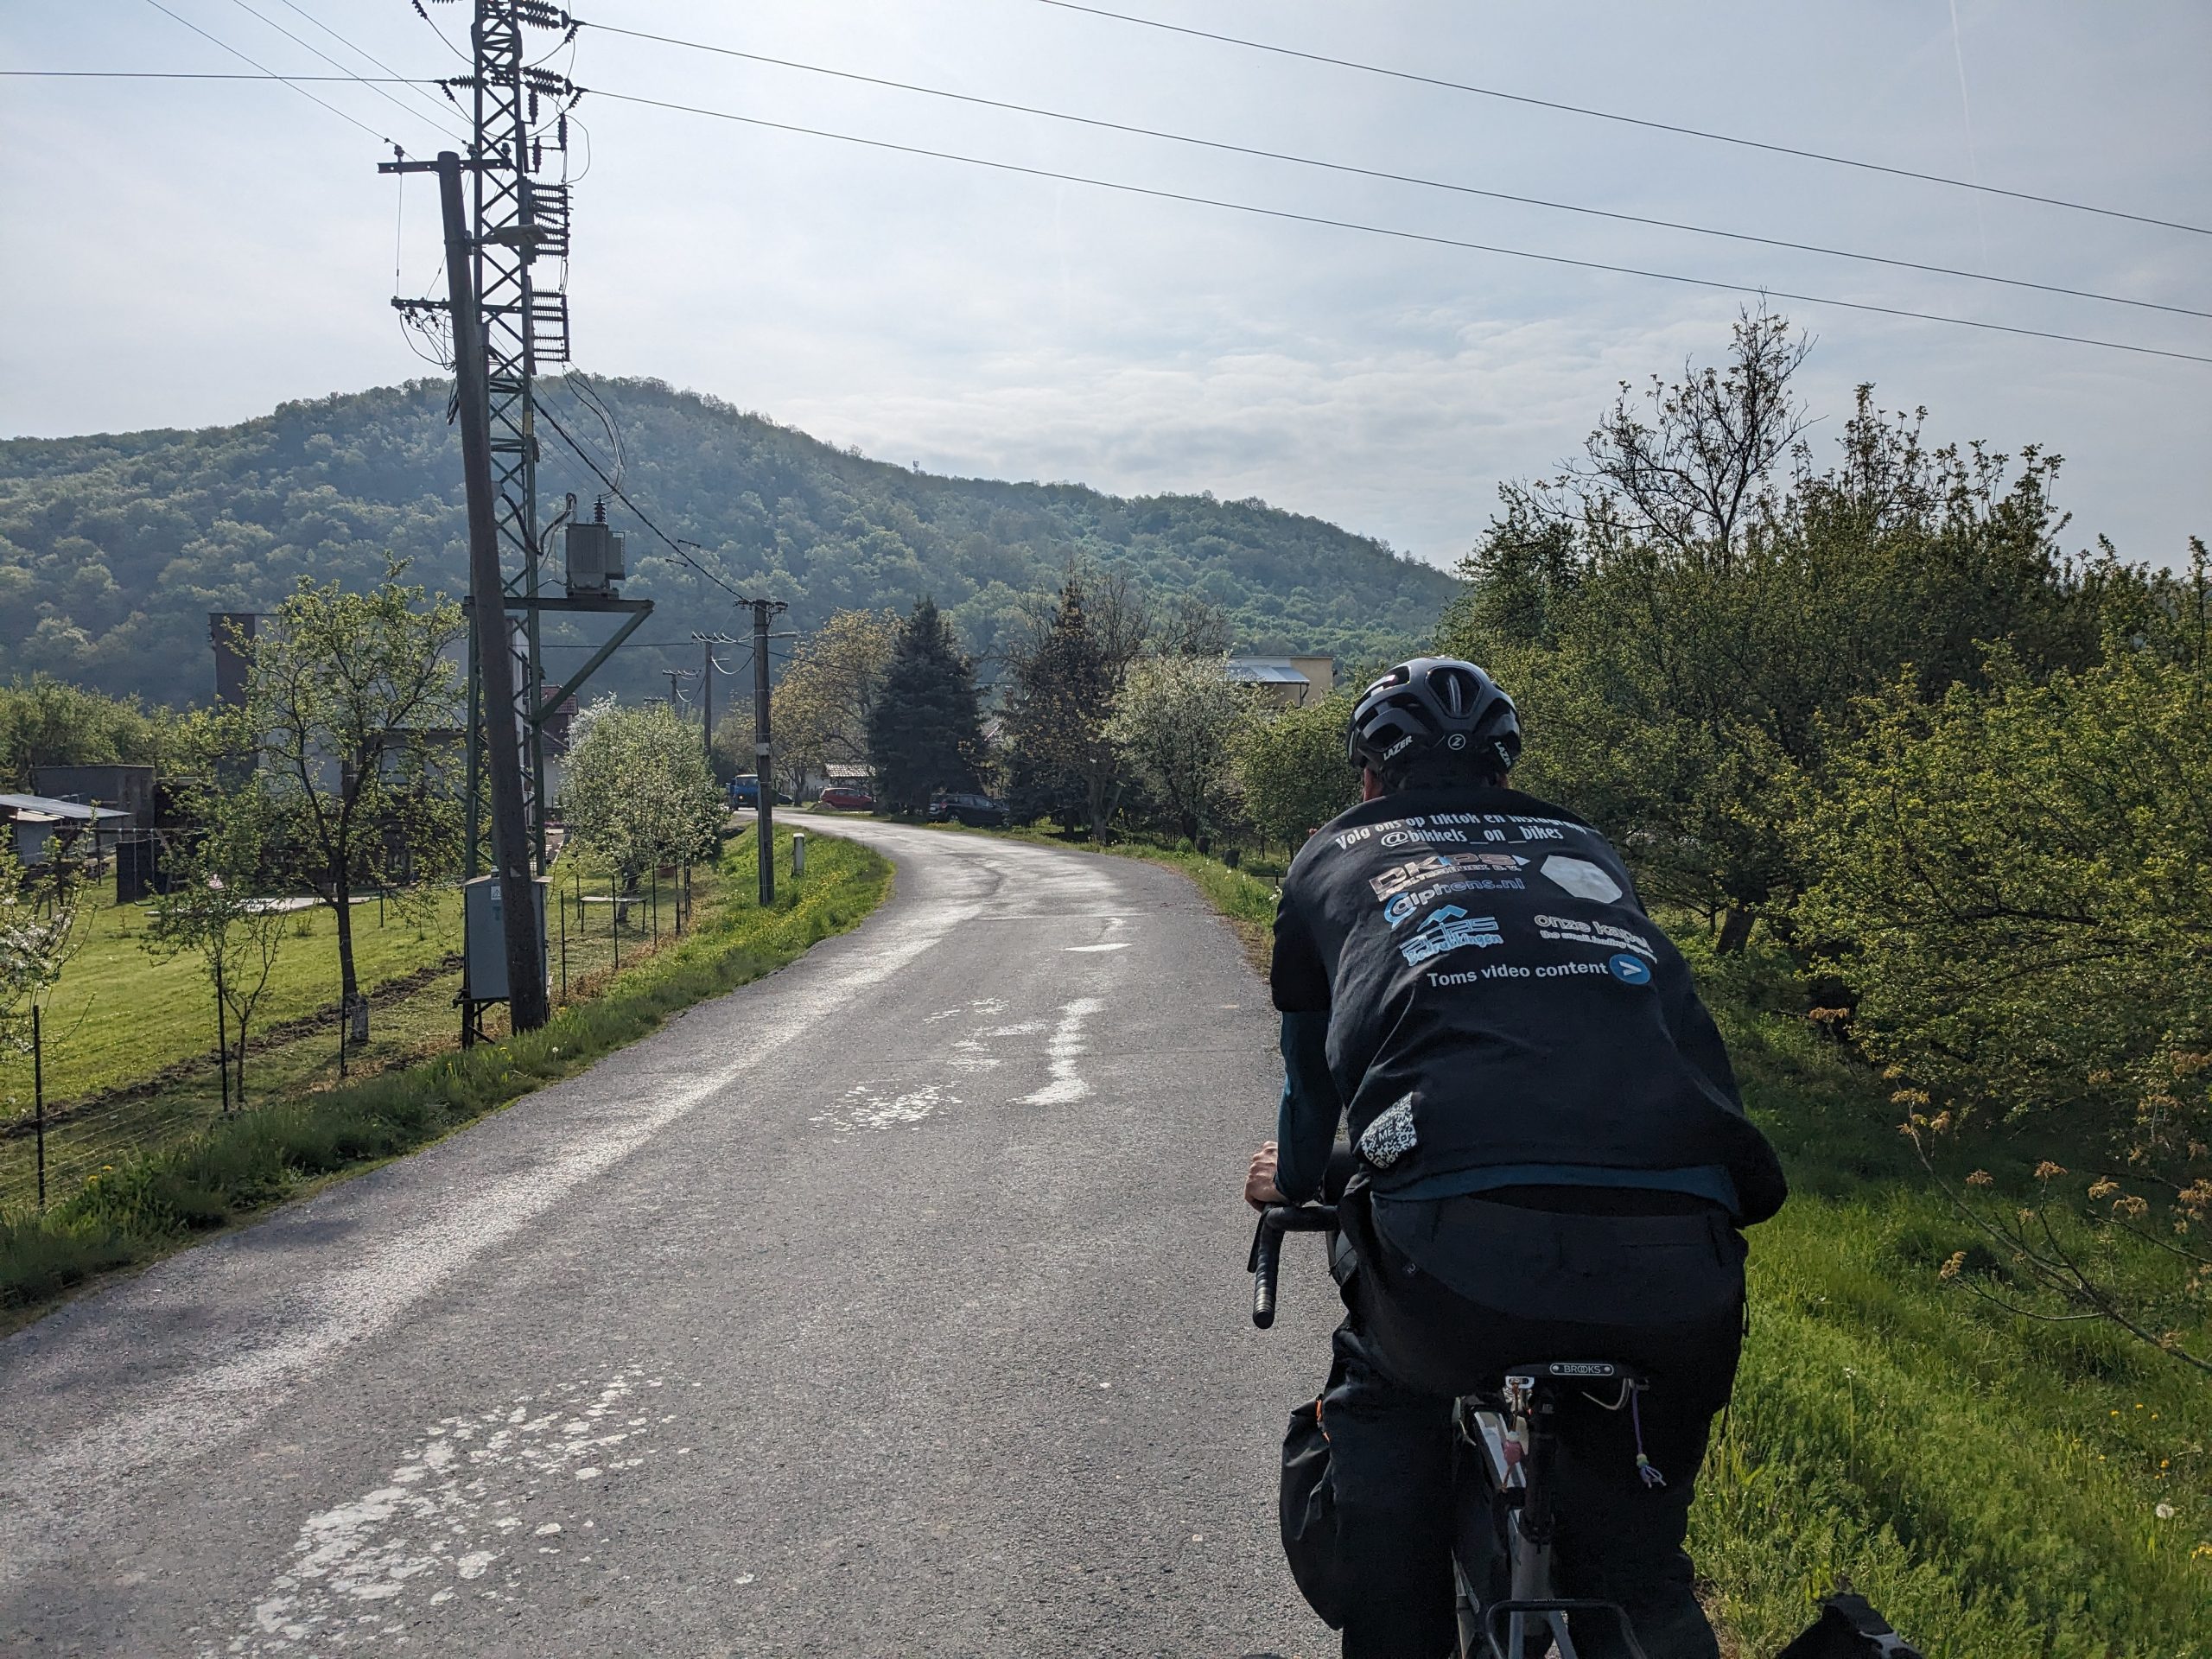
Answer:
995, 826, 2212, 1656
0, 826, 892, 1317
0, 856, 726, 1214
1, 875, 462, 1106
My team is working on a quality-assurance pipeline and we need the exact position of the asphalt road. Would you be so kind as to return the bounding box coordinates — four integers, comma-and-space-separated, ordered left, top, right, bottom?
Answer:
0, 818, 1339, 1657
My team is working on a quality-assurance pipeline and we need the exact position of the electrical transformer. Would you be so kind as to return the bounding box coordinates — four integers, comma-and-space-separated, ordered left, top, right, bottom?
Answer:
563, 520, 627, 596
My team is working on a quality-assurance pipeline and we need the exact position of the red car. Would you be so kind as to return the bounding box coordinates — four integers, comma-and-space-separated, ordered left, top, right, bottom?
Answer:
817, 785, 874, 811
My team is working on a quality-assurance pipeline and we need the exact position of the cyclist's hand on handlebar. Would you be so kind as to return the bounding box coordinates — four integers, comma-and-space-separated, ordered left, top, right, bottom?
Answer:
1245, 1141, 1287, 1211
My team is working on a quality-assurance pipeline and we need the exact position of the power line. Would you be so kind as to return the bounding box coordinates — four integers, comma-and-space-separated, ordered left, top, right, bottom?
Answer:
406, 0, 473, 67
582, 87, 2212, 369
1022, 0, 2212, 239
138, 0, 396, 144
221, 0, 465, 142
0, 70, 441, 81
266, 0, 470, 135
536, 401, 755, 601
586, 22, 2204, 323
536, 638, 793, 654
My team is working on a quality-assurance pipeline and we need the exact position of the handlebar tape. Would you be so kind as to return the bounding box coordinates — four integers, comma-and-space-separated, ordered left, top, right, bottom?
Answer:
1251, 1216, 1284, 1329
1249, 1205, 1338, 1330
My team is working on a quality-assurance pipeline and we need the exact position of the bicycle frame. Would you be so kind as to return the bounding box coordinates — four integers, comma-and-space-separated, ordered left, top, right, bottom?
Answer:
1249, 1206, 1651, 1659
1454, 1376, 1651, 1659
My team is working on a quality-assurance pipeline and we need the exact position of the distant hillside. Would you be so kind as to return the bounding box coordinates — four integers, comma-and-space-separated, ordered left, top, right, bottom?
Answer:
0, 378, 1457, 706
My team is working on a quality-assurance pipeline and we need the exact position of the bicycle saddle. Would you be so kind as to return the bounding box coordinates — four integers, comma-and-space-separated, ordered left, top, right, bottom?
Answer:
1501, 1360, 1649, 1389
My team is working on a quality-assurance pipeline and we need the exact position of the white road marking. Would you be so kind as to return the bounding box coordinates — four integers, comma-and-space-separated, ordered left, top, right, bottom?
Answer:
1065, 942, 1129, 952
0, 875, 985, 1586
209, 1369, 669, 1655
1022, 998, 1106, 1106
815, 1081, 960, 1133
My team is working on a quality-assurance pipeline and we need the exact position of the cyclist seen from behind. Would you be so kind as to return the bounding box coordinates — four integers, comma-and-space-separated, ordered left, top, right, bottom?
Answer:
1248, 658, 1786, 1658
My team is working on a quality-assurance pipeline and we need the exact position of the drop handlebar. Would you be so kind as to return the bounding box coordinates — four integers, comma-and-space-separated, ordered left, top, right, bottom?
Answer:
1247, 1203, 1338, 1329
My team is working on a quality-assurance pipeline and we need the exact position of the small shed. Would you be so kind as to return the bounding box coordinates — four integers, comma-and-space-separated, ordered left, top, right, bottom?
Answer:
0, 794, 130, 864
1227, 655, 1336, 709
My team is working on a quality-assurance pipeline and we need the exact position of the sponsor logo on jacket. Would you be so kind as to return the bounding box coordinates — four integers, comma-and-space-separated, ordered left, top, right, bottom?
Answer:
1369, 850, 1529, 901
1533, 912, 1657, 959
1396, 906, 1504, 966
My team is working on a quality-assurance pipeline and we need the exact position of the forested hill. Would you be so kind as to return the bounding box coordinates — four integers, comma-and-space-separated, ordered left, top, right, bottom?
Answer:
0, 377, 1455, 705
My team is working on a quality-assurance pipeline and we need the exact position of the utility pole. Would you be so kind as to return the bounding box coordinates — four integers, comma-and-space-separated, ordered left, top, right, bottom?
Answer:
439, 150, 547, 1033
692, 631, 737, 774
390, 2, 580, 874
662, 666, 696, 711
745, 597, 788, 906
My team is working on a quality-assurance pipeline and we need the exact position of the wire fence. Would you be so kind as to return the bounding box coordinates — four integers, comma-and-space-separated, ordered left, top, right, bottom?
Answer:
547, 863, 695, 1007
0, 861, 705, 1220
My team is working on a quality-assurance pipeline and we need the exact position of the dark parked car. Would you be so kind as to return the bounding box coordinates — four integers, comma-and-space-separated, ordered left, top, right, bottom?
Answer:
816, 785, 875, 812
928, 791, 1013, 828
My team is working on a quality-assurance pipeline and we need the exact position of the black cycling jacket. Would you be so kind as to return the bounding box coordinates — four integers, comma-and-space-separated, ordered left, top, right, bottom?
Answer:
1268, 785, 1786, 1226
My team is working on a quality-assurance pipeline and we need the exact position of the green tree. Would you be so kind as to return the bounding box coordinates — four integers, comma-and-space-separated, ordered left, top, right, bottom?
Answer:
240, 559, 463, 1039
0, 845, 86, 1096
1104, 655, 1252, 842
558, 699, 725, 888
1438, 308, 2125, 944
0, 839, 89, 1177
1233, 691, 1362, 849
865, 599, 986, 814
757, 607, 897, 798
143, 771, 289, 1111
1000, 575, 1149, 838
1795, 547, 2212, 1369
0, 675, 177, 791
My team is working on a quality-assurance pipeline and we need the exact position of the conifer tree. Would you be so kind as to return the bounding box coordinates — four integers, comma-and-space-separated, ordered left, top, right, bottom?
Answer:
866, 599, 985, 813
1001, 575, 1151, 839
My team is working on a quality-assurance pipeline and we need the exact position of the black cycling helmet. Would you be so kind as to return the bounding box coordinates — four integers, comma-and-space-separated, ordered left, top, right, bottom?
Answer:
1347, 657, 1522, 782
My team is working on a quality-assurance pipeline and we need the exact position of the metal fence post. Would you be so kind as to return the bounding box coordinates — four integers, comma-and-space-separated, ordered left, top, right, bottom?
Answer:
33, 1002, 46, 1211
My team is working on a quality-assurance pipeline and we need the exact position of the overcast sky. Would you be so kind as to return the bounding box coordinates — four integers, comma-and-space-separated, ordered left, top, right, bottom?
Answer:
3, 1, 2207, 570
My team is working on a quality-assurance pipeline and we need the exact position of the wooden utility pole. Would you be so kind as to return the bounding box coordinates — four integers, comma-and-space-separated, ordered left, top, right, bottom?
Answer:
439, 149, 547, 1033
746, 597, 787, 906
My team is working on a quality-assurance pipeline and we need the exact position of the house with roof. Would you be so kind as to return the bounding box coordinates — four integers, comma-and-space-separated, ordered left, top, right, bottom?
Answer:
1226, 655, 1336, 709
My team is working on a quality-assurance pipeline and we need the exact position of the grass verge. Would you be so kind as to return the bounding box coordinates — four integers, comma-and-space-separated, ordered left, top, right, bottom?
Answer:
1682, 935, 2211, 1657
986, 824, 2212, 1656
0, 827, 891, 1327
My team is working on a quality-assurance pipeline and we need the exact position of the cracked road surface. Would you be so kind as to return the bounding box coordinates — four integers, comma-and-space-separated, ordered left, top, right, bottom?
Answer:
0, 819, 1338, 1657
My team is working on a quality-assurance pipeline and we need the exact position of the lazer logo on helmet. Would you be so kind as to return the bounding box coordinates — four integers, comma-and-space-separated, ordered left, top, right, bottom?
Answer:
1396, 906, 1503, 967
1380, 734, 1415, 761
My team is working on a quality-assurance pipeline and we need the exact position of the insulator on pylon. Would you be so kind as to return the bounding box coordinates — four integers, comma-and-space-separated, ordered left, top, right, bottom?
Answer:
556, 112, 568, 148
529, 89, 539, 120
533, 139, 543, 169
